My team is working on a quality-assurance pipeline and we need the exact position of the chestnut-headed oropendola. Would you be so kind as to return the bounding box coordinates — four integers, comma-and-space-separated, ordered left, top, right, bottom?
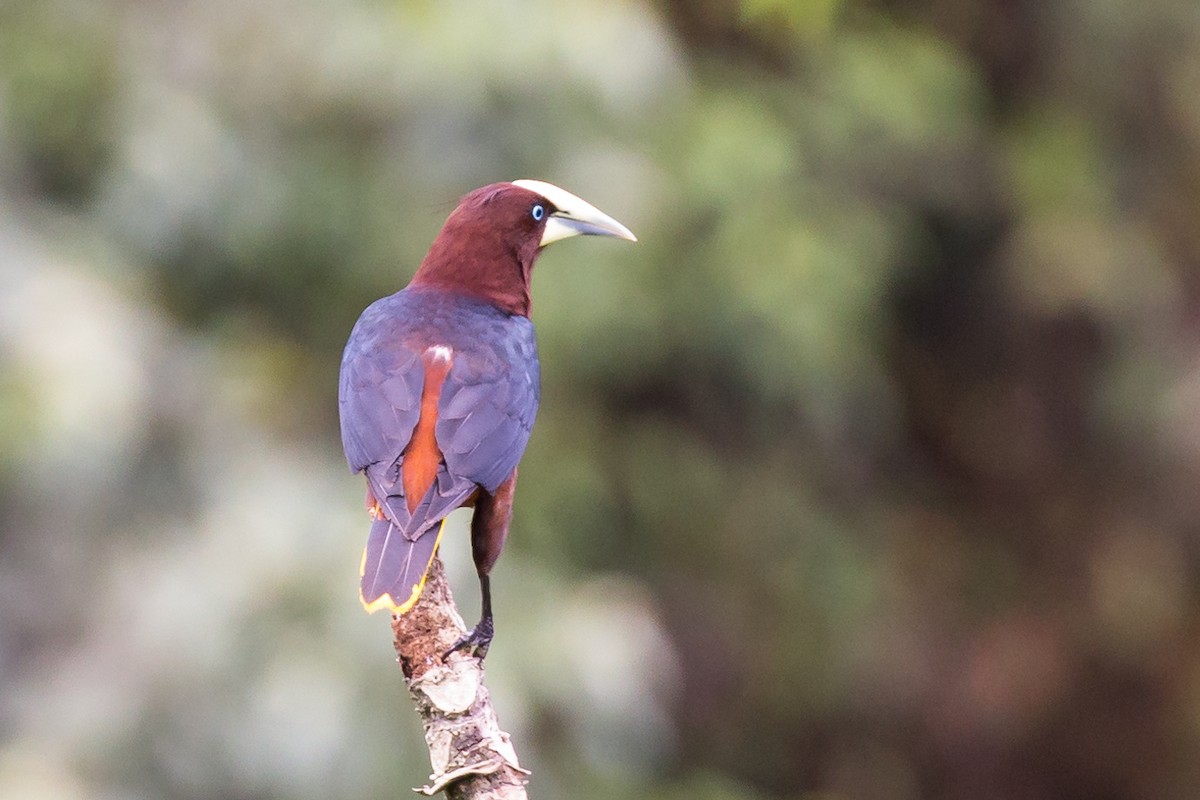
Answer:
339, 180, 635, 658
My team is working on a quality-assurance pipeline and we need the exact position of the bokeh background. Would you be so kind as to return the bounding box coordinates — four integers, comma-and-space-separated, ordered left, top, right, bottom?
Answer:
4, 0, 1200, 798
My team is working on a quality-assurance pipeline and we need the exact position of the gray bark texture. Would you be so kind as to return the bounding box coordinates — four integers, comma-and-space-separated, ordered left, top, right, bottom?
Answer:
391, 557, 530, 799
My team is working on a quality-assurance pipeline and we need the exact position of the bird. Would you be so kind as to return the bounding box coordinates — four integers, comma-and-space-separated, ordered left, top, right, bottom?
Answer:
338, 180, 635, 658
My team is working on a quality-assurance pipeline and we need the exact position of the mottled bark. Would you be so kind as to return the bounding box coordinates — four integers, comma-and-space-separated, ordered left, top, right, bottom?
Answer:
391, 557, 528, 799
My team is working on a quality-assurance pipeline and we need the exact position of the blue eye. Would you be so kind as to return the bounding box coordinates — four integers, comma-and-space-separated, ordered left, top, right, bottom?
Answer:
531, 204, 545, 221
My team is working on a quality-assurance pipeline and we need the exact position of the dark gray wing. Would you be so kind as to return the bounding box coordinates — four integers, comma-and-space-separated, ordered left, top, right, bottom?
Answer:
338, 294, 425, 475
436, 315, 540, 493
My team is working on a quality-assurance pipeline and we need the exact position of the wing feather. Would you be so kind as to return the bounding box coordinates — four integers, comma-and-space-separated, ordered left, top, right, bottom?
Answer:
340, 290, 539, 535
436, 319, 539, 493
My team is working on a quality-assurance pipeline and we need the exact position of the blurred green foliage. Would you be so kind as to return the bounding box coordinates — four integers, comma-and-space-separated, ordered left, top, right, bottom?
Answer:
3, 0, 1200, 799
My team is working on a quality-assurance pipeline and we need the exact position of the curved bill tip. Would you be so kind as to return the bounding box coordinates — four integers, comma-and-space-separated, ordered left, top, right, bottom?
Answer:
512, 179, 637, 246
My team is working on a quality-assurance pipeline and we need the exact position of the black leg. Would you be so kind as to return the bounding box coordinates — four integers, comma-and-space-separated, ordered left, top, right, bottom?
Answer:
443, 472, 515, 661
443, 573, 494, 660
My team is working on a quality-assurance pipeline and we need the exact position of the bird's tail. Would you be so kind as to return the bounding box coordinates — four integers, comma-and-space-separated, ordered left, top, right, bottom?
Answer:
359, 516, 446, 614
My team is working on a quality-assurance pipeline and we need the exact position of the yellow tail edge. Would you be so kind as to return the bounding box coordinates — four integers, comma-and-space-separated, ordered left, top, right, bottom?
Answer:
359, 517, 447, 615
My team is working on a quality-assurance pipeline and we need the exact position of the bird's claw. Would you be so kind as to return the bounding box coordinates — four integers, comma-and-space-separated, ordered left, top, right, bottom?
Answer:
443, 617, 494, 661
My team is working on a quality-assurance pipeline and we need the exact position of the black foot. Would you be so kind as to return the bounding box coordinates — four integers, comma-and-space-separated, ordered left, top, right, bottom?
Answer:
443, 616, 494, 661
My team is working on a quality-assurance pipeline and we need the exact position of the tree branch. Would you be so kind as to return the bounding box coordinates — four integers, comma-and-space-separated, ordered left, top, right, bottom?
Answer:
391, 557, 529, 798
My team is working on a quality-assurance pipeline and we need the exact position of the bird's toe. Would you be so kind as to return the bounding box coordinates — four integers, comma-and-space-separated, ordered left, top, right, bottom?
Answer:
442, 617, 494, 661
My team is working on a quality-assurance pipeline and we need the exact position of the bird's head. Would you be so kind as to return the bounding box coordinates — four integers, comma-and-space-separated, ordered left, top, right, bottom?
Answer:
411, 180, 636, 317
